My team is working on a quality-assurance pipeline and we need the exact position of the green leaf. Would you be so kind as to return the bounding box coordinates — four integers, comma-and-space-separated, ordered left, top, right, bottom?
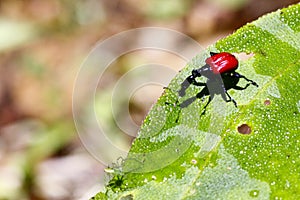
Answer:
96, 3, 300, 200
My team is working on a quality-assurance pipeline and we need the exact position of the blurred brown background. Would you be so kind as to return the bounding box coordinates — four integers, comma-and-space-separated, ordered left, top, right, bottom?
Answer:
0, 0, 298, 199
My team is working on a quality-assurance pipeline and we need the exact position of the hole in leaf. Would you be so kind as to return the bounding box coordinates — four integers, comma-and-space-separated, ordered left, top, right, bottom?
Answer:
237, 124, 252, 134
264, 99, 271, 105
235, 52, 254, 61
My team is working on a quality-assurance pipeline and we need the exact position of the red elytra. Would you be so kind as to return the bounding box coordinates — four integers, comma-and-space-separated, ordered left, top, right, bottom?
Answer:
205, 52, 238, 74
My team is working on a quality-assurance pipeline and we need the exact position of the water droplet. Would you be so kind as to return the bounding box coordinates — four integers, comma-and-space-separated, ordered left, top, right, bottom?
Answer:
285, 180, 290, 188
297, 100, 300, 112
271, 181, 276, 186
249, 189, 260, 197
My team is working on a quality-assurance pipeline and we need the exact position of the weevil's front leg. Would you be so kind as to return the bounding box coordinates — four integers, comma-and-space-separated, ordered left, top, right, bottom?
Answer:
178, 69, 206, 96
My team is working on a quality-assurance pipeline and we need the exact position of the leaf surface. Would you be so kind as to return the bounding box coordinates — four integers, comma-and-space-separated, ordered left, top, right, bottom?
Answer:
96, 4, 300, 200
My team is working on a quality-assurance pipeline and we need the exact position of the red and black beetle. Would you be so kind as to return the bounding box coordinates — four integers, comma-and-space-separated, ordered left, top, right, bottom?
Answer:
206, 52, 238, 74
178, 52, 258, 114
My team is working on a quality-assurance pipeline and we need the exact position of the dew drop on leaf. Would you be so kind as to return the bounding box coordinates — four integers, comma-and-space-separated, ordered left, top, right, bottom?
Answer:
249, 189, 260, 197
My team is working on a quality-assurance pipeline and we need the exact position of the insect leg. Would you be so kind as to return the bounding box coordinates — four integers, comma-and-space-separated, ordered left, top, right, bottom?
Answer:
220, 90, 237, 107
233, 72, 258, 87
180, 87, 209, 108
178, 68, 206, 96
200, 94, 214, 116
179, 96, 197, 108
232, 84, 251, 90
